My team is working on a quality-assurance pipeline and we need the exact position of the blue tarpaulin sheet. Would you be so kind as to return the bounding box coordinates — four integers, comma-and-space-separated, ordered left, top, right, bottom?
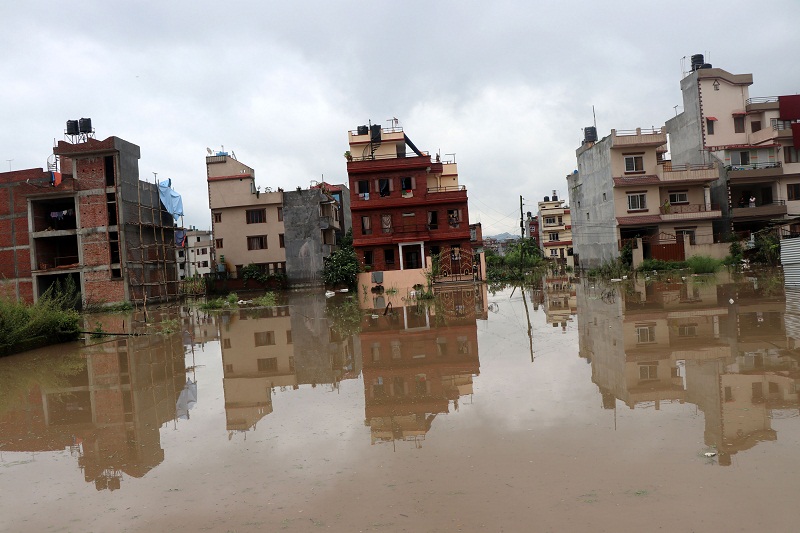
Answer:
158, 179, 184, 220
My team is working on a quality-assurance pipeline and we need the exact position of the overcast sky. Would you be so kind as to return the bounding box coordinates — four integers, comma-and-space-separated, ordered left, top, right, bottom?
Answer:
3, 1, 799, 236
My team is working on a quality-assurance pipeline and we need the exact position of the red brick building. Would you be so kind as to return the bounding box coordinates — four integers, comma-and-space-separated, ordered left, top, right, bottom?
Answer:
345, 124, 483, 279
0, 125, 180, 306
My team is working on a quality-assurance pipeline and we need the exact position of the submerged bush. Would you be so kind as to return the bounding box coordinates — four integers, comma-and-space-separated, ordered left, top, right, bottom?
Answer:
0, 282, 81, 355
685, 255, 722, 274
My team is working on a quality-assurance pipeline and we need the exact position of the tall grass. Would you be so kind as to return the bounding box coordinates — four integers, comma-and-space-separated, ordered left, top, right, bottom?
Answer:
0, 280, 81, 355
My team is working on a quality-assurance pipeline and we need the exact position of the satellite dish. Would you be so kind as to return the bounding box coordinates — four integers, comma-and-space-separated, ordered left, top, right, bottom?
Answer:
206, 147, 212, 155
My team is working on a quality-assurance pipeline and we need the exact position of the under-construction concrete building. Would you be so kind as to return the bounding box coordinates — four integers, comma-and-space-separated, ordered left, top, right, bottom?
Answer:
0, 121, 183, 306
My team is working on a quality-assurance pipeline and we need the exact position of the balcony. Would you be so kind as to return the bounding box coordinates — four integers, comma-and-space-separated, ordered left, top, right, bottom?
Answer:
610, 127, 667, 148
347, 153, 432, 175
745, 96, 779, 113
426, 185, 468, 202
727, 161, 783, 180
656, 162, 718, 184
731, 200, 787, 219
659, 203, 721, 221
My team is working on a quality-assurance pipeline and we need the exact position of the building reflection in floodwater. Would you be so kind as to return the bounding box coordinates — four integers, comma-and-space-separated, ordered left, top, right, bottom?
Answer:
577, 272, 800, 465
359, 285, 487, 447
0, 319, 186, 490
218, 292, 359, 436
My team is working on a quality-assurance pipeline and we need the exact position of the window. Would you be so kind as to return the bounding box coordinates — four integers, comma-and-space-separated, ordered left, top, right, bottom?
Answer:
400, 176, 413, 191
789, 184, 800, 200
384, 249, 395, 265
427, 211, 438, 229
447, 209, 461, 227
544, 216, 556, 225
215, 239, 223, 248
751, 121, 761, 133
639, 364, 658, 380
279, 233, 285, 248
676, 229, 696, 245
624, 155, 644, 173
286, 330, 293, 344
361, 215, 372, 235
724, 386, 733, 402
277, 206, 283, 221
731, 151, 751, 166
636, 325, 655, 343
222, 338, 231, 349
627, 193, 647, 211
364, 250, 373, 266
677, 324, 697, 337
257, 357, 277, 372
550, 249, 558, 257
225, 364, 233, 374
785, 146, 799, 164
213, 212, 222, 223
378, 178, 391, 197
178, 250, 184, 258
668, 191, 689, 204
734, 115, 745, 133
769, 381, 779, 394
200, 261, 208, 268
706, 118, 715, 135
381, 214, 392, 233
254, 331, 276, 346
549, 232, 559, 241
199, 248, 207, 255
357, 180, 369, 194
196, 236, 201, 242
247, 235, 268, 250
246, 208, 266, 224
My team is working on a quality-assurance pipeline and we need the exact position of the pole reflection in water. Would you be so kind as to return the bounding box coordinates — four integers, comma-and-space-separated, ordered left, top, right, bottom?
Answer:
577, 271, 800, 466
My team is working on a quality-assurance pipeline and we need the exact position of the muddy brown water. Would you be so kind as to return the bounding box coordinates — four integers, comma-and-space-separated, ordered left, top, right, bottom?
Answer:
2, 275, 800, 532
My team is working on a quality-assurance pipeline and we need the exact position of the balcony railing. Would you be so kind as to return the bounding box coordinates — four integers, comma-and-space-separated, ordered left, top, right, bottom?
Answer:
427, 185, 466, 193
746, 97, 779, 105
727, 161, 782, 172
659, 203, 719, 215
349, 151, 429, 162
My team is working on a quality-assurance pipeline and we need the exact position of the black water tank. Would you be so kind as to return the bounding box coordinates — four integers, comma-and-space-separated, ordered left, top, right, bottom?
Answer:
66, 120, 79, 135
700, 63, 713, 69
584, 126, 598, 143
357, 125, 369, 135
691, 54, 704, 70
544, 196, 550, 202
78, 118, 92, 134
370, 124, 381, 143
552, 194, 558, 201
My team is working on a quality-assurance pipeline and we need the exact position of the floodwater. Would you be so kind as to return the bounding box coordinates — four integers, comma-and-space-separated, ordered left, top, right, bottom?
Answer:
2, 273, 800, 532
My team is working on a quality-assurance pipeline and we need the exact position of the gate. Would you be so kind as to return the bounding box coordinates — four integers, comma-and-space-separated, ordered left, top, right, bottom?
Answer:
646, 232, 685, 262
435, 244, 477, 283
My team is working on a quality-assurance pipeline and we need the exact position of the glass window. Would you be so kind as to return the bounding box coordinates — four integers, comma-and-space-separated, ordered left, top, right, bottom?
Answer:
627, 193, 647, 211
246, 209, 266, 224
668, 191, 689, 204
734, 116, 745, 133
624, 155, 644, 172
247, 235, 267, 250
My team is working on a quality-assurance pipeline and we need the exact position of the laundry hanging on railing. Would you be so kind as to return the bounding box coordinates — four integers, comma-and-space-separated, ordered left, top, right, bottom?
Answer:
50, 209, 74, 220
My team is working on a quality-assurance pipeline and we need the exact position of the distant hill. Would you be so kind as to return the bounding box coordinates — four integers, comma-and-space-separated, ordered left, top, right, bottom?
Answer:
488, 232, 519, 241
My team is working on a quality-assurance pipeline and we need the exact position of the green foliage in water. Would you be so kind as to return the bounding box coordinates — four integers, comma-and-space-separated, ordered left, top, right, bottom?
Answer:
322, 229, 360, 289
0, 280, 81, 355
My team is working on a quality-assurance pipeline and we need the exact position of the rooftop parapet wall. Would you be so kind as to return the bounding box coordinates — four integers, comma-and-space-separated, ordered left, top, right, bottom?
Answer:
610, 127, 667, 148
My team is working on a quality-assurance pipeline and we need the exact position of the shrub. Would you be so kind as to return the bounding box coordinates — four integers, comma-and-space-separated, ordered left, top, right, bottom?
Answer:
685, 255, 722, 274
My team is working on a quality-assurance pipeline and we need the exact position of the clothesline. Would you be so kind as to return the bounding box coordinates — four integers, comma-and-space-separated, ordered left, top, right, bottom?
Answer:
50, 209, 74, 220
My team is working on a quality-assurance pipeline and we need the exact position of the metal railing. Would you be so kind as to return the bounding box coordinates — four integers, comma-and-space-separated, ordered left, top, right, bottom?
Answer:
350, 151, 428, 162
427, 185, 466, 193
662, 162, 716, 172
614, 127, 663, 136
727, 161, 782, 171
746, 96, 779, 105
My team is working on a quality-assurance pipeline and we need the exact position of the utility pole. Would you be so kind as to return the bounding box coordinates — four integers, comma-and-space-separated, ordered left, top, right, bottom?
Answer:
519, 195, 525, 279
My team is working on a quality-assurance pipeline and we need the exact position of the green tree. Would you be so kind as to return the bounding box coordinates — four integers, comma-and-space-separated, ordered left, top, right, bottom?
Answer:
322, 228, 360, 289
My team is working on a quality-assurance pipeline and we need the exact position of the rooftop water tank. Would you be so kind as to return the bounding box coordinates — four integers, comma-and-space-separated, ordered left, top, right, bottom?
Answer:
584, 126, 598, 143
66, 120, 79, 135
78, 118, 92, 134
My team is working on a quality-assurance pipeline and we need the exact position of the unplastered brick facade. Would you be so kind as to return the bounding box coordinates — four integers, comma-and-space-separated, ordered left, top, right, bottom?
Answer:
0, 132, 180, 306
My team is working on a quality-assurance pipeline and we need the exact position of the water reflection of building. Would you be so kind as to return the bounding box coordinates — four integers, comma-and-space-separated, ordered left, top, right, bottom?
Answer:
218, 292, 359, 434
360, 286, 485, 446
577, 273, 800, 465
0, 329, 186, 490
542, 274, 577, 332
